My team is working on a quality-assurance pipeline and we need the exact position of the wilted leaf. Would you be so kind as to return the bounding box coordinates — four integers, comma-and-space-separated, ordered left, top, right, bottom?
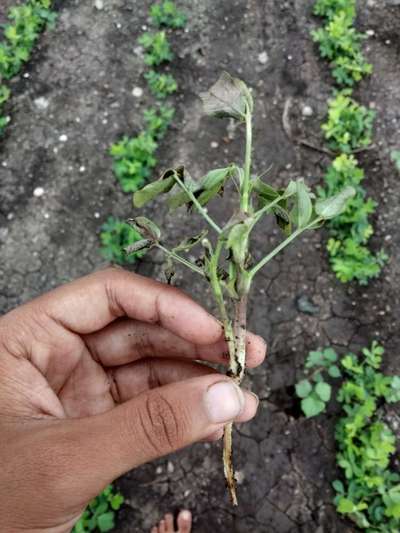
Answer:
226, 220, 253, 266
200, 71, 253, 121
133, 167, 184, 208
124, 239, 153, 255
273, 203, 292, 236
173, 230, 208, 253
253, 177, 280, 202
295, 179, 313, 228
200, 167, 232, 189
127, 217, 161, 241
315, 186, 356, 220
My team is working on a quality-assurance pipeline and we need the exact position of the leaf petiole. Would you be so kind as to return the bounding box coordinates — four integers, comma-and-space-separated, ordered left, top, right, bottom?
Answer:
155, 242, 205, 276
172, 173, 222, 234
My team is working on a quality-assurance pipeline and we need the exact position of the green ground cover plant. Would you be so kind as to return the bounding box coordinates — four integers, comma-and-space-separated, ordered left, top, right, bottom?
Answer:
296, 342, 400, 531
100, 216, 144, 265
0, 0, 55, 136
144, 70, 177, 99
72, 485, 124, 533
312, 0, 372, 86
150, 1, 186, 29
322, 91, 375, 154
312, 0, 384, 284
127, 72, 355, 504
138, 31, 173, 66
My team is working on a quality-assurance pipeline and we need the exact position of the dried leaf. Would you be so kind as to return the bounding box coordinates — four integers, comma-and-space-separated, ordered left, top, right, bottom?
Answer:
200, 72, 253, 121
127, 217, 161, 241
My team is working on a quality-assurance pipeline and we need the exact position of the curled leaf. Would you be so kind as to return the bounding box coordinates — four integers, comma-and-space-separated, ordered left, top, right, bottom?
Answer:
226, 219, 253, 266
127, 216, 161, 241
295, 179, 313, 228
124, 239, 153, 255
133, 167, 184, 208
173, 230, 208, 253
200, 72, 253, 121
315, 186, 356, 220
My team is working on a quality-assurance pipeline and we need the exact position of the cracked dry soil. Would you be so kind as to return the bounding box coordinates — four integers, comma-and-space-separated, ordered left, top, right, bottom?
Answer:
1, 1, 400, 531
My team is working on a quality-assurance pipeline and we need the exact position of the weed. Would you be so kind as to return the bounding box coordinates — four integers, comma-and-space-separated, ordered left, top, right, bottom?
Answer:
128, 72, 354, 504
72, 485, 124, 533
144, 70, 178, 99
313, 0, 356, 21
100, 216, 145, 264
138, 31, 174, 67
150, 1, 186, 29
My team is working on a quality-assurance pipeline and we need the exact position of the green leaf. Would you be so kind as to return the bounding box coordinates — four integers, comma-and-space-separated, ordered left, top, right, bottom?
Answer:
200, 71, 253, 121
301, 394, 326, 418
315, 186, 356, 219
110, 493, 124, 510
295, 179, 313, 228
332, 479, 345, 494
315, 382, 332, 402
127, 217, 161, 241
295, 379, 312, 399
337, 497, 356, 514
253, 177, 280, 201
97, 512, 115, 532
328, 364, 342, 378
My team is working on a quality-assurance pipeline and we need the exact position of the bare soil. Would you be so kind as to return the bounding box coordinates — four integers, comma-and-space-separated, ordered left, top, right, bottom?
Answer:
1, 1, 400, 531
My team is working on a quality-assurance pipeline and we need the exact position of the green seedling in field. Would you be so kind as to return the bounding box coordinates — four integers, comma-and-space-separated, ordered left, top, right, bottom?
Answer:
313, 0, 356, 21
144, 70, 178, 99
298, 342, 400, 531
0, 85, 11, 134
143, 104, 175, 140
318, 154, 386, 285
73, 485, 124, 533
312, 10, 372, 86
126, 72, 355, 504
0, 0, 56, 79
150, 1, 186, 29
100, 216, 144, 265
110, 132, 157, 193
138, 31, 174, 66
322, 91, 375, 153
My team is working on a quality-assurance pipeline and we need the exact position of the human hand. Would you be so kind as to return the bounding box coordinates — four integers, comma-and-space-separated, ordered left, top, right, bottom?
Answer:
0, 268, 265, 532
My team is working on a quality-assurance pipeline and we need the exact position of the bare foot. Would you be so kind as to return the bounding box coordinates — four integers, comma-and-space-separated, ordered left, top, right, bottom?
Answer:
151, 510, 192, 533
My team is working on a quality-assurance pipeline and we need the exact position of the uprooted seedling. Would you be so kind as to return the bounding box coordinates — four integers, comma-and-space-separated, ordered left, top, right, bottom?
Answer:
125, 72, 355, 505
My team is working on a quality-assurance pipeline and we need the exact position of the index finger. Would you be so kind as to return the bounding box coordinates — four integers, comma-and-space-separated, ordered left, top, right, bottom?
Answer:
25, 268, 223, 346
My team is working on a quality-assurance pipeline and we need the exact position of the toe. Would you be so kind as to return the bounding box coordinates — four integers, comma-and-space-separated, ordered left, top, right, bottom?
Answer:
177, 510, 192, 533
164, 513, 174, 532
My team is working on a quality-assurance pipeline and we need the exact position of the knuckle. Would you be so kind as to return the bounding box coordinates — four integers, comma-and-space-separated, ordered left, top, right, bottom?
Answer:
137, 392, 185, 455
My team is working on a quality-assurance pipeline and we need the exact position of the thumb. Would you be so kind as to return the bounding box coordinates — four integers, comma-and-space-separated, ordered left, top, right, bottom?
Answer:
65, 375, 258, 488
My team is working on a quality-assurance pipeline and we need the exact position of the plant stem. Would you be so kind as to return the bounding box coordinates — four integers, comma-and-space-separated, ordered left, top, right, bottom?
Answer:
173, 174, 222, 234
240, 108, 252, 212
155, 243, 205, 276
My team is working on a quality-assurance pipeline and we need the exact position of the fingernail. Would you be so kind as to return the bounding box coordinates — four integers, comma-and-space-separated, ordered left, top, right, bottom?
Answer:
204, 381, 245, 423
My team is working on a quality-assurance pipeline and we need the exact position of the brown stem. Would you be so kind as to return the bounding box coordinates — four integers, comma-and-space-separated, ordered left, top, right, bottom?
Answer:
223, 292, 248, 506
